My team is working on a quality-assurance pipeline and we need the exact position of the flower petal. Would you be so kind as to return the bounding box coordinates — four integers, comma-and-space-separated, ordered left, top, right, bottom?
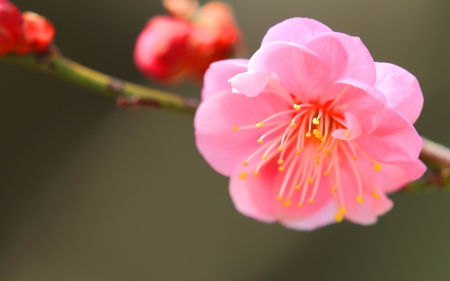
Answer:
338, 156, 393, 225
248, 42, 329, 102
374, 62, 423, 124
306, 32, 376, 86
377, 160, 427, 193
261, 17, 332, 46
202, 59, 248, 100
280, 200, 337, 231
331, 79, 387, 134
195, 90, 289, 176
332, 112, 362, 140
356, 108, 423, 163
228, 71, 271, 97
229, 161, 278, 223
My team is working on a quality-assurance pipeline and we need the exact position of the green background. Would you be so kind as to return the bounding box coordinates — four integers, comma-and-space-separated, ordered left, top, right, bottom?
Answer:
1, 0, 450, 280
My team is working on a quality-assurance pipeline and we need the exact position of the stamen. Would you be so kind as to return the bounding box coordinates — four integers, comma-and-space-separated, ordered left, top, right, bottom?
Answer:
258, 123, 286, 144
276, 151, 298, 201
353, 141, 384, 172
341, 143, 364, 203
346, 141, 358, 160
260, 109, 299, 124
308, 157, 324, 204
238, 171, 247, 180
373, 162, 382, 172
329, 84, 351, 109
306, 111, 315, 138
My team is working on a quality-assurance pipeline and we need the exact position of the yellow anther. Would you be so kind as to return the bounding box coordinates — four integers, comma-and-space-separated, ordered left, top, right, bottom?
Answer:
276, 196, 283, 201
324, 149, 330, 154
353, 155, 357, 160
290, 122, 296, 127
315, 155, 320, 159
278, 166, 285, 172
296, 150, 301, 155
257, 139, 264, 144
339, 206, 347, 216
262, 154, 268, 160
313, 129, 319, 135
284, 200, 292, 207
298, 203, 303, 208
335, 212, 343, 223
356, 195, 364, 204
373, 162, 382, 172
306, 132, 312, 138
331, 187, 338, 193
295, 185, 301, 190
277, 159, 284, 165
253, 171, 259, 177
293, 104, 301, 110
324, 171, 329, 176
308, 199, 314, 204
307, 178, 314, 184
316, 160, 320, 165
256, 122, 264, 128
278, 146, 284, 152
232, 126, 239, 131
242, 161, 248, 166
238, 171, 247, 180
372, 191, 381, 199
313, 118, 320, 125
344, 130, 349, 137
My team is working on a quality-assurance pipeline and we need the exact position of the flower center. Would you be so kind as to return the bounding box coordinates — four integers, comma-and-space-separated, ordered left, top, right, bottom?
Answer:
232, 99, 384, 222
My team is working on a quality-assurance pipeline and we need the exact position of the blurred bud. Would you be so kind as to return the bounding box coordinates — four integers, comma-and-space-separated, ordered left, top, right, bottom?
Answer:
15, 12, 55, 54
0, 0, 23, 55
163, 0, 199, 19
190, 2, 242, 81
134, 1, 243, 84
134, 16, 193, 84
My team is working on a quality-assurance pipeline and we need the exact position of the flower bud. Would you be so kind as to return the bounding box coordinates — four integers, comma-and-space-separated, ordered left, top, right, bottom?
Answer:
163, 0, 199, 20
134, 1, 243, 84
0, 0, 23, 55
134, 16, 193, 84
15, 11, 55, 54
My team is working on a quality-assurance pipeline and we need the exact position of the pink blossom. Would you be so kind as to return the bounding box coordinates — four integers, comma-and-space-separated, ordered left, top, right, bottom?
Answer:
194, 18, 426, 230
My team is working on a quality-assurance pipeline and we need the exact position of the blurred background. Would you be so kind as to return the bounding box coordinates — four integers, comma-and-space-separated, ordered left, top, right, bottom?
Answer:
0, 0, 449, 280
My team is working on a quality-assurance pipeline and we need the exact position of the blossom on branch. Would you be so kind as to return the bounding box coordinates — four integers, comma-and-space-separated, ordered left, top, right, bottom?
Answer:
194, 18, 426, 230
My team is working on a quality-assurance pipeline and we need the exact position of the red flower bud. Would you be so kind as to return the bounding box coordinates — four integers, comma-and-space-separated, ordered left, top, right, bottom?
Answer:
134, 16, 193, 84
15, 11, 55, 54
134, 2, 243, 84
0, 0, 23, 55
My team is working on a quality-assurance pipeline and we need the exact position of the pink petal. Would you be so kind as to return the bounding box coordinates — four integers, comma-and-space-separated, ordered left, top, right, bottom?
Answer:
338, 156, 393, 225
229, 161, 279, 223
261, 17, 332, 46
202, 59, 248, 100
374, 62, 423, 124
377, 160, 427, 193
248, 42, 329, 102
356, 108, 423, 163
194, 91, 289, 176
280, 200, 337, 231
331, 112, 362, 140
332, 79, 387, 134
306, 32, 376, 86
228, 71, 271, 97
